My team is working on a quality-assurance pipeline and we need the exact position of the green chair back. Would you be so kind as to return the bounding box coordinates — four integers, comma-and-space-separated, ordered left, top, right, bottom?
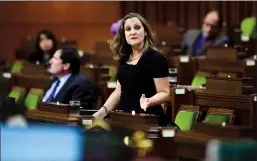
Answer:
109, 67, 117, 81
203, 114, 230, 125
24, 93, 41, 109
241, 17, 256, 37
174, 110, 197, 131
11, 61, 23, 73
8, 90, 25, 104
191, 75, 206, 87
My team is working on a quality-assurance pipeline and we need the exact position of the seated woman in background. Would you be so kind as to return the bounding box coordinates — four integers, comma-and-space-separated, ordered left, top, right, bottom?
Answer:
28, 29, 57, 68
93, 13, 170, 125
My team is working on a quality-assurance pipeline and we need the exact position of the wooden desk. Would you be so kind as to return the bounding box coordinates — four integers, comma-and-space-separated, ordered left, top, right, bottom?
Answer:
197, 59, 245, 74
206, 47, 237, 61
206, 77, 255, 95
27, 108, 255, 161
106, 111, 160, 135
174, 131, 218, 161
109, 111, 159, 125
195, 91, 256, 126
148, 130, 221, 161
27, 103, 95, 126
26, 109, 80, 125
170, 86, 205, 121
194, 123, 254, 138
197, 58, 257, 80
177, 57, 197, 85
98, 111, 225, 161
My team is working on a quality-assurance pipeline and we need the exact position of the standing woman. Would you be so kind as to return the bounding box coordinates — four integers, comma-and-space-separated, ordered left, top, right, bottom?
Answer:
93, 13, 170, 125
28, 29, 57, 68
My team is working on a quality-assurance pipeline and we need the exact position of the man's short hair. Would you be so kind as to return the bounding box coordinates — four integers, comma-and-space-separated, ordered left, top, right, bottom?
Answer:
59, 46, 81, 74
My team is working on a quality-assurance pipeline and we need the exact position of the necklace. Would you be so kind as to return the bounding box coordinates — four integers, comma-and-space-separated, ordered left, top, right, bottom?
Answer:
128, 53, 143, 62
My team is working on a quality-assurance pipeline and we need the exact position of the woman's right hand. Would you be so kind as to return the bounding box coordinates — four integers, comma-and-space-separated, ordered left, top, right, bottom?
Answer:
92, 111, 105, 119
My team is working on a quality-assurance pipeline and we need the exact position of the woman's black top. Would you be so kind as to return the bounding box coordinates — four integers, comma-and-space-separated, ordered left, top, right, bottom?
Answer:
117, 48, 169, 116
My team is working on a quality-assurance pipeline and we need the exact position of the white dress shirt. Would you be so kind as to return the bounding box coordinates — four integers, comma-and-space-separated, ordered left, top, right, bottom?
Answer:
42, 73, 72, 102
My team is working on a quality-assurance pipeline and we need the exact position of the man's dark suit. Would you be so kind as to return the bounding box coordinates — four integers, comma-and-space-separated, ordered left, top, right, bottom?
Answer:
44, 74, 96, 109
181, 29, 229, 56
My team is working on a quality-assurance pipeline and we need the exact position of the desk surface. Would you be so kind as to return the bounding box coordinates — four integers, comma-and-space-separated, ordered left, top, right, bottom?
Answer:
26, 109, 80, 125
26, 109, 254, 161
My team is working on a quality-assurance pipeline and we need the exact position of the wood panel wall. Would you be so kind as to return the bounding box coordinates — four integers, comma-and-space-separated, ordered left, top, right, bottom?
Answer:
121, 1, 257, 35
0, 1, 256, 61
0, 1, 121, 61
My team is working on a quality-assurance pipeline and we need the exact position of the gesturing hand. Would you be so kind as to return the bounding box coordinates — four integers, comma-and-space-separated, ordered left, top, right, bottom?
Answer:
140, 94, 150, 111
93, 111, 104, 119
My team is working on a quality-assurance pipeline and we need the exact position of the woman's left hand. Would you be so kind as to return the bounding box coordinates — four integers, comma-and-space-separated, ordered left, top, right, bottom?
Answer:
140, 94, 150, 111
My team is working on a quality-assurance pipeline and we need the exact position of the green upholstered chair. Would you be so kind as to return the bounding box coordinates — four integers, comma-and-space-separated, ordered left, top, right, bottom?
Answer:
203, 114, 230, 125
109, 67, 117, 82
10, 61, 23, 73
205, 139, 257, 161
191, 75, 206, 87
24, 88, 44, 109
203, 108, 234, 125
174, 105, 200, 131
8, 86, 26, 104
240, 17, 256, 38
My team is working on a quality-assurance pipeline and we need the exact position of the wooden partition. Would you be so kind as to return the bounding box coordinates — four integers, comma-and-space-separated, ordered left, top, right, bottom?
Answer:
27, 109, 80, 125
177, 57, 198, 85
21, 63, 48, 77
12, 73, 51, 90
27, 102, 82, 125
206, 77, 255, 95
197, 48, 257, 80
80, 67, 109, 82
197, 59, 257, 79
106, 111, 160, 134
170, 86, 205, 121
109, 111, 159, 125
206, 47, 238, 61
194, 123, 253, 138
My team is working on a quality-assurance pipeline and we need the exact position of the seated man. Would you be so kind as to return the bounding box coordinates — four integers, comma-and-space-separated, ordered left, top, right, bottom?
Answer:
42, 46, 95, 109
181, 10, 229, 57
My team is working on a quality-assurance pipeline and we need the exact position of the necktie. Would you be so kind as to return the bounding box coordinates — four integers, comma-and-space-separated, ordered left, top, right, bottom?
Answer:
46, 79, 60, 102
193, 35, 206, 56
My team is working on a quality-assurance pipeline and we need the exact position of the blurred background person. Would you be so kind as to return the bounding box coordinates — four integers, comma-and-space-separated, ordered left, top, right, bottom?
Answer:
28, 29, 57, 68
181, 10, 229, 57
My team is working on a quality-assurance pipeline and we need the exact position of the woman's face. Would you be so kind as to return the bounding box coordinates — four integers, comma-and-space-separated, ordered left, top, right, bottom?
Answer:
39, 34, 54, 53
124, 17, 146, 49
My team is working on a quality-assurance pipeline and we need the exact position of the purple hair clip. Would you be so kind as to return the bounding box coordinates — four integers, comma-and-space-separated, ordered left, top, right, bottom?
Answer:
110, 20, 122, 36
